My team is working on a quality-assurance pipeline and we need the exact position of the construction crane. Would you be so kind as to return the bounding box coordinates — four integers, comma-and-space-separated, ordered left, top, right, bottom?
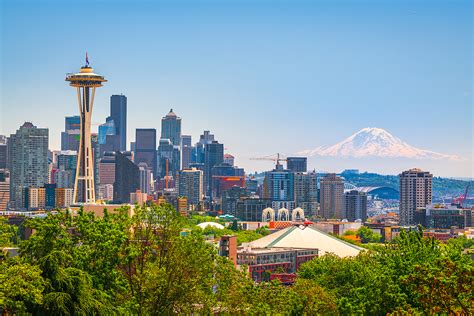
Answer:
452, 183, 470, 208
250, 153, 287, 168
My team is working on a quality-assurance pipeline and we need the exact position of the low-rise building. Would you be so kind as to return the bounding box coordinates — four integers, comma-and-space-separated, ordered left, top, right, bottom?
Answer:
415, 203, 471, 229
237, 247, 317, 282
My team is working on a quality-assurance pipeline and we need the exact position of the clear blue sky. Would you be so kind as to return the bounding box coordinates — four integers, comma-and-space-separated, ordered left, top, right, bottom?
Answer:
1, 0, 472, 176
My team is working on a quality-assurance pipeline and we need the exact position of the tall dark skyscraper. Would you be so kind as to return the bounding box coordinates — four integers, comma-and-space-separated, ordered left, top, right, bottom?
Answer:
110, 95, 127, 151
135, 129, 157, 176
114, 151, 139, 203
161, 109, 181, 146
204, 141, 224, 196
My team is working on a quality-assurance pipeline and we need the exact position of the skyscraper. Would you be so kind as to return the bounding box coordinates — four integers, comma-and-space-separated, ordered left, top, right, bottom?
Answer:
157, 138, 180, 179
110, 94, 127, 151
286, 157, 307, 173
135, 129, 157, 176
0, 135, 7, 169
161, 109, 181, 146
54, 150, 77, 189
177, 168, 203, 208
8, 122, 49, 209
344, 190, 367, 222
61, 116, 80, 151
263, 164, 295, 202
399, 168, 433, 226
181, 135, 193, 170
204, 141, 224, 197
320, 173, 344, 219
294, 171, 318, 216
138, 162, 153, 194
194, 130, 215, 164
66, 57, 106, 203
98, 116, 117, 152
114, 151, 139, 203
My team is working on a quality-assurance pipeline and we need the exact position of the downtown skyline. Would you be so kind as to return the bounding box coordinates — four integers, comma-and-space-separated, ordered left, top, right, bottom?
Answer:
1, 0, 472, 177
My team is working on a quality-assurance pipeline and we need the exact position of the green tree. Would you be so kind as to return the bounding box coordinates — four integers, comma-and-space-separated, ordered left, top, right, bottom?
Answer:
356, 226, 381, 243
0, 259, 45, 314
121, 204, 218, 314
0, 217, 18, 247
20, 210, 115, 315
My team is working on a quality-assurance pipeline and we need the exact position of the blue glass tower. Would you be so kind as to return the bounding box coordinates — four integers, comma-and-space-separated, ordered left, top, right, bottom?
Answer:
110, 95, 127, 151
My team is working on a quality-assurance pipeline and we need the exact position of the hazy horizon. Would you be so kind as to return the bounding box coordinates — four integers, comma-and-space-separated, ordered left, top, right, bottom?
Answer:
1, 0, 472, 177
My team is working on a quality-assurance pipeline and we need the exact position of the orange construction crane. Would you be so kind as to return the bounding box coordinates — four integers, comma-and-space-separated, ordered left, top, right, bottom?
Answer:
250, 153, 287, 167
165, 159, 169, 189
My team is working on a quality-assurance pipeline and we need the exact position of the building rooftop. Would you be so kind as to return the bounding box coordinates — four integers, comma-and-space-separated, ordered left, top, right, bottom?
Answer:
244, 225, 363, 257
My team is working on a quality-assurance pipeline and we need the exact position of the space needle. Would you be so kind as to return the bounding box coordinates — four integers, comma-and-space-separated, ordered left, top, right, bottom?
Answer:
66, 54, 107, 204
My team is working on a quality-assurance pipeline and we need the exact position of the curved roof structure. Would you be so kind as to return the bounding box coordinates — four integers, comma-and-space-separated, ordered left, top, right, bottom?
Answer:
357, 186, 399, 199
197, 222, 225, 229
344, 182, 358, 190
245, 225, 363, 257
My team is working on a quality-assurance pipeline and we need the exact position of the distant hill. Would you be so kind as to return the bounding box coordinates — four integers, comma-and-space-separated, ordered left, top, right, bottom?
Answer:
340, 171, 472, 198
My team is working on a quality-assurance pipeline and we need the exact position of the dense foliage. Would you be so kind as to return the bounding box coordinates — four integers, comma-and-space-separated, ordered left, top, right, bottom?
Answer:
0, 206, 472, 315
299, 227, 473, 314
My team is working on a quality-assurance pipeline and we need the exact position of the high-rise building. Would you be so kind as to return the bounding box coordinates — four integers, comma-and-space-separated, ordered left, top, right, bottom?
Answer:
294, 171, 318, 216
286, 157, 307, 173
135, 129, 157, 176
0, 135, 7, 169
157, 138, 180, 179
110, 95, 127, 151
99, 152, 116, 186
204, 141, 224, 196
194, 131, 215, 164
211, 164, 245, 200
263, 164, 295, 203
114, 151, 139, 203
399, 168, 432, 226
9, 122, 49, 209
61, 116, 80, 151
177, 168, 203, 208
66, 58, 106, 203
54, 150, 77, 189
222, 186, 249, 216
98, 116, 118, 154
0, 171, 10, 211
25, 187, 46, 210
181, 135, 193, 170
161, 109, 181, 146
344, 190, 367, 222
138, 162, 153, 194
320, 173, 344, 219
44, 183, 57, 209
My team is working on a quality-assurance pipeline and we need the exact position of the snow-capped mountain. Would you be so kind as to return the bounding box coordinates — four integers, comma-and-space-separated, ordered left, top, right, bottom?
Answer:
298, 127, 460, 160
